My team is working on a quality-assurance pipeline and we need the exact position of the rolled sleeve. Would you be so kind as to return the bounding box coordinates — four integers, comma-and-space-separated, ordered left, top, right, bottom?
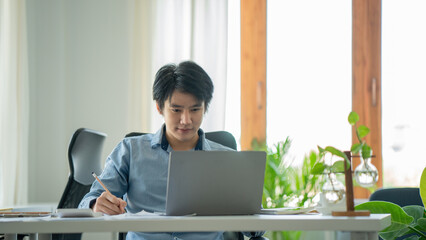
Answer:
79, 140, 130, 209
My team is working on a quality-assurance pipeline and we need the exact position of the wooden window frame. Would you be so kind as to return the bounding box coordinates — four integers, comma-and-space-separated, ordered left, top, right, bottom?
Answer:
352, 0, 382, 198
240, 0, 267, 150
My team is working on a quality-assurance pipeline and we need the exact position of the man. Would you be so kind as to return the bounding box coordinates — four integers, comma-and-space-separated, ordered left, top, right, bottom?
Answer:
79, 61, 264, 239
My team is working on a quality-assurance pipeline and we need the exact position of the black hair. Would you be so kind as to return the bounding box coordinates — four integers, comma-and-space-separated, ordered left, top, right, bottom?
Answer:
152, 61, 214, 112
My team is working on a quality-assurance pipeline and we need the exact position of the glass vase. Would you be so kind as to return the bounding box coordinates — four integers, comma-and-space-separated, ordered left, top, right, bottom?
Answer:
354, 151, 379, 188
322, 173, 345, 204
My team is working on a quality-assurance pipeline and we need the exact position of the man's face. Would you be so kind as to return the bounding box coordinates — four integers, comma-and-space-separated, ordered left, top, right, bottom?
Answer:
158, 90, 205, 150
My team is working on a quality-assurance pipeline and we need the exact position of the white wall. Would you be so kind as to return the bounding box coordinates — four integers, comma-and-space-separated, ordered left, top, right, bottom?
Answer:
26, 0, 135, 204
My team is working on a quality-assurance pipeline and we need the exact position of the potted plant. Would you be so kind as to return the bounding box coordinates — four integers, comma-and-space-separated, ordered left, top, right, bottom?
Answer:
253, 138, 323, 240
348, 111, 378, 188
355, 167, 426, 239
311, 111, 379, 205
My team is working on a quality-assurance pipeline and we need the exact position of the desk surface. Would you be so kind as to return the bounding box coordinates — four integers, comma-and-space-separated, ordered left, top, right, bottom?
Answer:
0, 214, 391, 234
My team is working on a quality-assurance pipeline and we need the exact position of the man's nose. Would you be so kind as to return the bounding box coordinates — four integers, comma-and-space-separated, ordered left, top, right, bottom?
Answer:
180, 110, 192, 124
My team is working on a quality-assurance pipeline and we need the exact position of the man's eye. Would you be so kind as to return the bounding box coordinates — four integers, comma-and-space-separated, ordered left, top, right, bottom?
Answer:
171, 109, 180, 113
191, 108, 201, 112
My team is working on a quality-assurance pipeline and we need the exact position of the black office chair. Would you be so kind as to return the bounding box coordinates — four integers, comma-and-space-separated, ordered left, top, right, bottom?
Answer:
369, 187, 424, 207
55, 128, 107, 240
121, 131, 267, 240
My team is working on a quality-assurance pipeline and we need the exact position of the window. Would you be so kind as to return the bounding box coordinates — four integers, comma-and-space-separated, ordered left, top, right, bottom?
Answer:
267, 0, 352, 162
382, 0, 426, 187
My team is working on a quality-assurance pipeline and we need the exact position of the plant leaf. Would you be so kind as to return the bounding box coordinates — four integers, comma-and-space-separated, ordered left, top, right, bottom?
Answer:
317, 146, 325, 154
267, 160, 280, 175
348, 111, 359, 125
399, 206, 426, 237
420, 167, 426, 208
418, 218, 426, 231
355, 201, 414, 226
331, 160, 345, 173
398, 235, 420, 240
311, 162, 326, 175
351, 143, 362, 154
406, 236, 421, 240
309, 151, 317, 169
357, 125, 370, 139
361, 144, 372, 159
356, 202, 426, 239
324, 146, 350, 169
324, 146, 346, 159
403, 206, 425, 225
403, 220, 426, 237
378, 222, 410, 239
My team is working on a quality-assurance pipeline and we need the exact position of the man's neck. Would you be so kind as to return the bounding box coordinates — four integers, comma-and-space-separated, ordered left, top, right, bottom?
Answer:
168, 135, 199, 151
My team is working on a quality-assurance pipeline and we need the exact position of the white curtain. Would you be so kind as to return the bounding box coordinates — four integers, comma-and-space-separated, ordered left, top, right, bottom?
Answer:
129, 0, 228, 133
128, 0, 155, 133
0, 0, 29, 207
191, 0, 229, 132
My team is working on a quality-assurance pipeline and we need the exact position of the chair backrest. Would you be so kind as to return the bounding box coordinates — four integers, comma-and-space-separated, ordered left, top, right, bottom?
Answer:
58, 128, 107, 209
205, 131, 237, 150
369, 187, 424, 207
125, 130, 237, 150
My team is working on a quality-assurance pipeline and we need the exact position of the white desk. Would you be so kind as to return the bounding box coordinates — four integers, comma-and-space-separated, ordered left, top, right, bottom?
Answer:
0, 213, 391, 240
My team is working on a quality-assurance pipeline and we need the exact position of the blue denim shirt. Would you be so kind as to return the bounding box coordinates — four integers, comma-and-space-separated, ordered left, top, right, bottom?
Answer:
79, 125, 263, 240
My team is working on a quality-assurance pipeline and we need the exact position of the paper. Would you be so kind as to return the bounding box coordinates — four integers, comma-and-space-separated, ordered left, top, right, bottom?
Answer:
260, 207, 315, 215
133, 210, 162, 216
100, 210, 165, 220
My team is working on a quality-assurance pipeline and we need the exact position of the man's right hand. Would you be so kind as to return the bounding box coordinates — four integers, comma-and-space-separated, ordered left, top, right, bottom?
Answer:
92, 191, 127, 215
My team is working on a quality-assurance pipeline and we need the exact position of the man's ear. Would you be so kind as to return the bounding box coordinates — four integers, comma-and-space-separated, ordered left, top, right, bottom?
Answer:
156, 102, 162, 115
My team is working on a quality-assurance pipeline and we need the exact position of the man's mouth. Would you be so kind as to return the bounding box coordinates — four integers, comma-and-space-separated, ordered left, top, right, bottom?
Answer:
177, 128, 192, 132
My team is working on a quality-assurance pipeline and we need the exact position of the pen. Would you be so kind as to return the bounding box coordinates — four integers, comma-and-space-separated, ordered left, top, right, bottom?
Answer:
92, 172, 126, 213
0, 208, 13, 212
91, 172, 112, 195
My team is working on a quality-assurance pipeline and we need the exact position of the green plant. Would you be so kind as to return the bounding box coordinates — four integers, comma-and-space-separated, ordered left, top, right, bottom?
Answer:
308, 111, 380, 205
292, 151, 324, 207
355, 166, 426, 240
255, 138, 293, 209
421, 167, 426, 208
253, 138, 323, 209
253, 138, 323, 240
311, 111, 373, 175
348, 111, 372, 159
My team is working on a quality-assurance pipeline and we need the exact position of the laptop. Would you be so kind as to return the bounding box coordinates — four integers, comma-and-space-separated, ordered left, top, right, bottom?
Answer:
165, 151, 266, 216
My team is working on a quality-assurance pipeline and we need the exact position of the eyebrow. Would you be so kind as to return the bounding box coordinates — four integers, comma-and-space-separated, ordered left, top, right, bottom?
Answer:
169, 103, 203, 108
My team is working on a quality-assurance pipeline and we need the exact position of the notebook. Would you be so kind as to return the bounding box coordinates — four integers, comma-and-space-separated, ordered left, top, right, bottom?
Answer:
165, 151, 266, 216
